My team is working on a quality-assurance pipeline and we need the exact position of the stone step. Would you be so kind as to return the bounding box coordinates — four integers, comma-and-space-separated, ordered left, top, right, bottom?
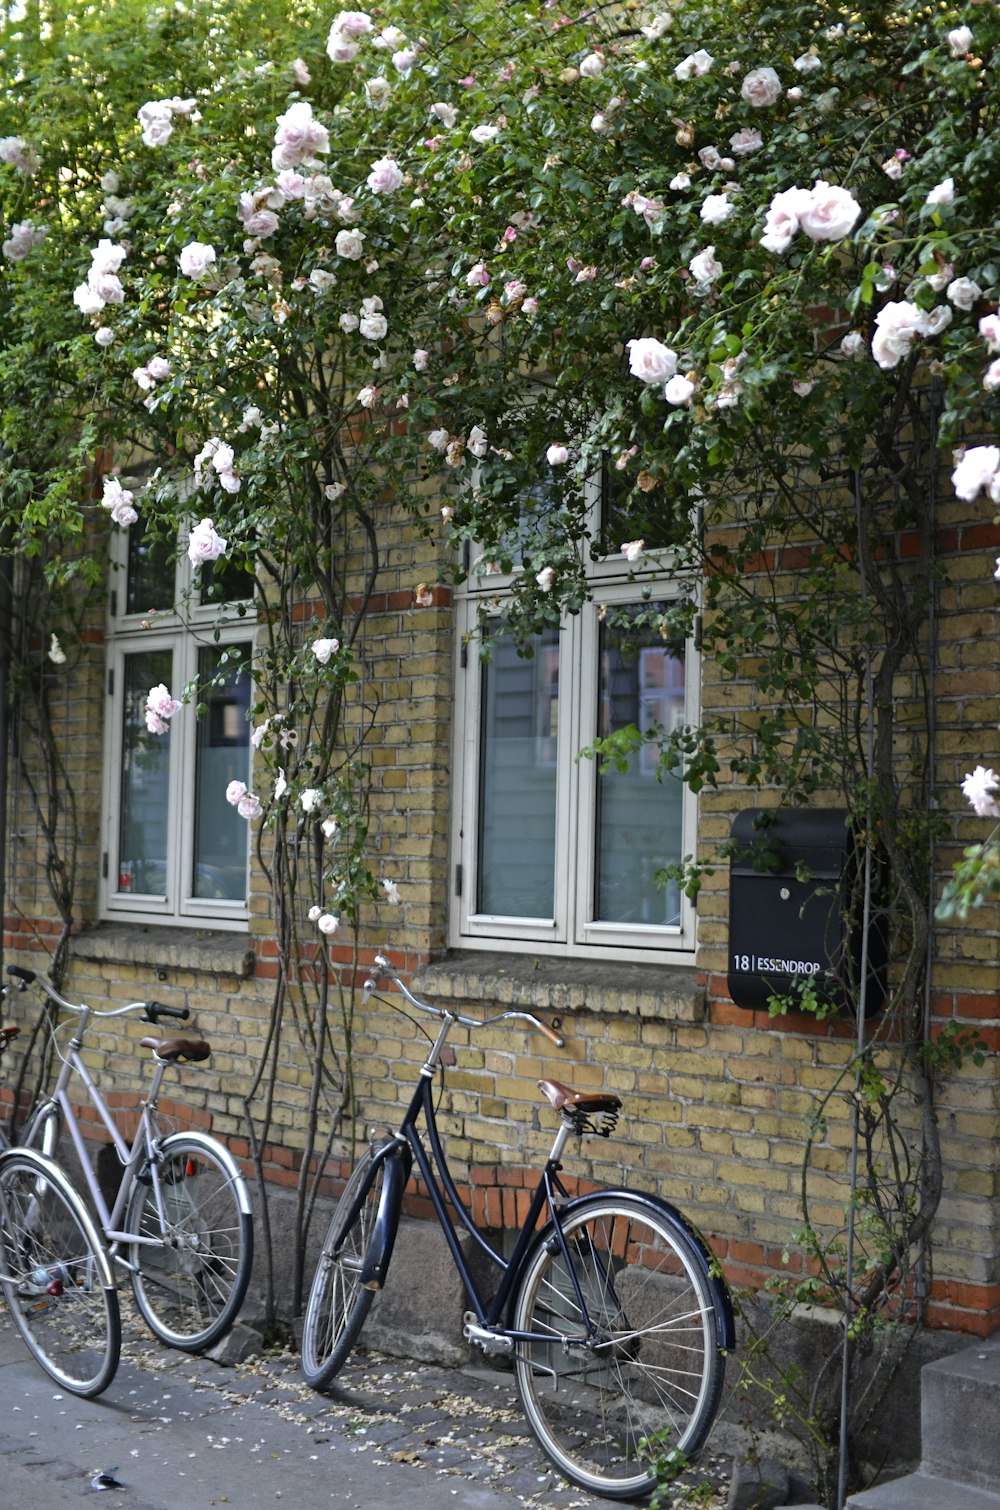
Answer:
847, 1471, 1000, 1509
920, 1334, 1000, 1492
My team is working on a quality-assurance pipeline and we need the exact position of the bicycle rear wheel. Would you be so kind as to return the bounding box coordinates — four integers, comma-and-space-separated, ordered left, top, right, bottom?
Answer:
0, 1147, 120, 1397
301, 1146, 386, 1389
124, 1131, 253, 1352
512, 1193, 725, 1499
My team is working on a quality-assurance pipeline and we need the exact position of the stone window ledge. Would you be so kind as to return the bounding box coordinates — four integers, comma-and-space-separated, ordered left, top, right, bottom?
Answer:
71, 922, 255, 980
412, 951, 704, 1023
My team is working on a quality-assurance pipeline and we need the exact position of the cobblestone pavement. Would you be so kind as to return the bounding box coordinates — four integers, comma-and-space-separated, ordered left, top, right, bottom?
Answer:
0, 1304, 732, 1508
118, 1324, 732, 1509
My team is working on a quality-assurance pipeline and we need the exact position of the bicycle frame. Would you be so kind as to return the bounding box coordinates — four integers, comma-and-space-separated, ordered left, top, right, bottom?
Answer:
31, 1013, 185, 1262
336, 1010, 734, 1351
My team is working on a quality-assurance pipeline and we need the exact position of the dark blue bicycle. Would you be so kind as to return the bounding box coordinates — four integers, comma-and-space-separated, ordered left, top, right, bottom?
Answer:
301, 954, 734, 1501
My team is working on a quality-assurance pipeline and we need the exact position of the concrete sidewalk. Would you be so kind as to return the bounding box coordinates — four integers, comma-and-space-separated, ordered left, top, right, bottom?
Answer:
0, 1310, 731, 1509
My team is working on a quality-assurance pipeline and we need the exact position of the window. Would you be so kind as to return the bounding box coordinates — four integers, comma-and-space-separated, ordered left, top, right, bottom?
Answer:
450, 485, 698, 964
100, 516, 254, 929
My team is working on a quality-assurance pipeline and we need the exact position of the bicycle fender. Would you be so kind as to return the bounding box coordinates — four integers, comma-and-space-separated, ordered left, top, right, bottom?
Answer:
156, 1131, 253, 1217
359, 1141, 412, 1291
534, 1189, 735, 1351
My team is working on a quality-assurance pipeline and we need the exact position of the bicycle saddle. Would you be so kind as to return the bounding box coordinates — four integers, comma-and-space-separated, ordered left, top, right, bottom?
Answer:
536, 1079, 621, 1115
139, 1035, 211, 1063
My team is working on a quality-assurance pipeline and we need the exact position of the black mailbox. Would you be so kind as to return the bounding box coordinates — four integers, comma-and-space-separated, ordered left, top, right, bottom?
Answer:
727, 807, 885, 1018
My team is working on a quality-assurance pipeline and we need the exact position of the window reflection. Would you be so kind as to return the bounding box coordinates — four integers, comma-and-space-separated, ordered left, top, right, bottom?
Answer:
477, 631, 559, 918
118, 650, 172, 895
595, 609, 685, 926
193, 648, 251, 901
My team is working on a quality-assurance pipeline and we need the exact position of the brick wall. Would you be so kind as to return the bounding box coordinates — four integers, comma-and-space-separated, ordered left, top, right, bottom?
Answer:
1, 477, 998, 1339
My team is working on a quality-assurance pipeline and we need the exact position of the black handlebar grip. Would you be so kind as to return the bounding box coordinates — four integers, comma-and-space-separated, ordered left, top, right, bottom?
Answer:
144, 1001, 190, 1023
5, 965, 36, 984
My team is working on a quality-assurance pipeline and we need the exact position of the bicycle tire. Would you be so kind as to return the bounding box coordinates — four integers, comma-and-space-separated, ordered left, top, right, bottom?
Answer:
0, 1146, 120, 1397
21, 1100, 63, 1160
301, 1146, 386, 1389
511, 1192, 725, 1500
124, 1131, 253, 1352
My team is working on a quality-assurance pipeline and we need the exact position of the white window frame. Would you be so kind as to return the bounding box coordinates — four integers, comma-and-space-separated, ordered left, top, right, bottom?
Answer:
99, 524, 255, 931
450, 499, 700, 966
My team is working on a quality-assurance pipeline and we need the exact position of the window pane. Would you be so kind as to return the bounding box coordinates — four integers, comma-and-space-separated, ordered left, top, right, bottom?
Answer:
597, 455, 690, 554
193, 648, 251, 901
477, 631, 558, 917
126, 518, 175, 616
200, 557, 254, 607
595, 612, 685, 926
118, 650, 172, 895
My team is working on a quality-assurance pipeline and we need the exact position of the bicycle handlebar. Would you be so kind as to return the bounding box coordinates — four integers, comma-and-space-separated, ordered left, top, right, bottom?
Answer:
364, 955, 565, 1049
4, 965, 190, 1024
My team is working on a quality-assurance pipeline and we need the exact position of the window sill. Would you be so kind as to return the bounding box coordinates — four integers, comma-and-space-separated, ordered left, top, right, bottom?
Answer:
413, 951, 704, 1023
72, 923, 255, 980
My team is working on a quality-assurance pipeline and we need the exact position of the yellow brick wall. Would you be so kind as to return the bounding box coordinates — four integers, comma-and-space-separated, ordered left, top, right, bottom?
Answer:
1, 482, 998, 1338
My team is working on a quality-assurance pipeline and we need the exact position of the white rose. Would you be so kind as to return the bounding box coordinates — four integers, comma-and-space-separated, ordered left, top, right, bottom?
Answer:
871, 300, 928, 370
579, 52, 604, 78
466, 424, 488, 459
335, 228, 365, 260
730, 129, 763, 156
326, 29, 360, 63
674, 49, 714, 80
626, 337, 678, 384
759, 185, 813, 254
741, 67, 782, 107
359, 311, 388, 340
946, 277, 981, 311
983, 359, 1000, 393
339, 311, 360, 333
187, 517, 227, 563
924, 305, 952, 337
797, 181, 862, 242
546, 443, 570, 466
951, 445, 1000, 502
700, 194, 735, 226
94, 327, 115, 347
430, 102, 457, 127
689, 245, 722, 286
979, 314, 1000, 352
664, 374, 695, 405
840, 331, 867, 360
366, 156, 404, 195
412, 348, 429, 371
925, 177, 955, 208
427, 428, 450, 452
535, 566, 556, 592
947, 26, 973, 57
179, 241, 216, 279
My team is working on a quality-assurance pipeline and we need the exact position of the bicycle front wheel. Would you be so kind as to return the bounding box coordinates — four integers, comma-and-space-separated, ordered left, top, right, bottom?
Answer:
124, 1132, 253, 1352
301, 1146, 386, 1389
512, 1193, 725, 1500
0, 1147, 121, 1397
